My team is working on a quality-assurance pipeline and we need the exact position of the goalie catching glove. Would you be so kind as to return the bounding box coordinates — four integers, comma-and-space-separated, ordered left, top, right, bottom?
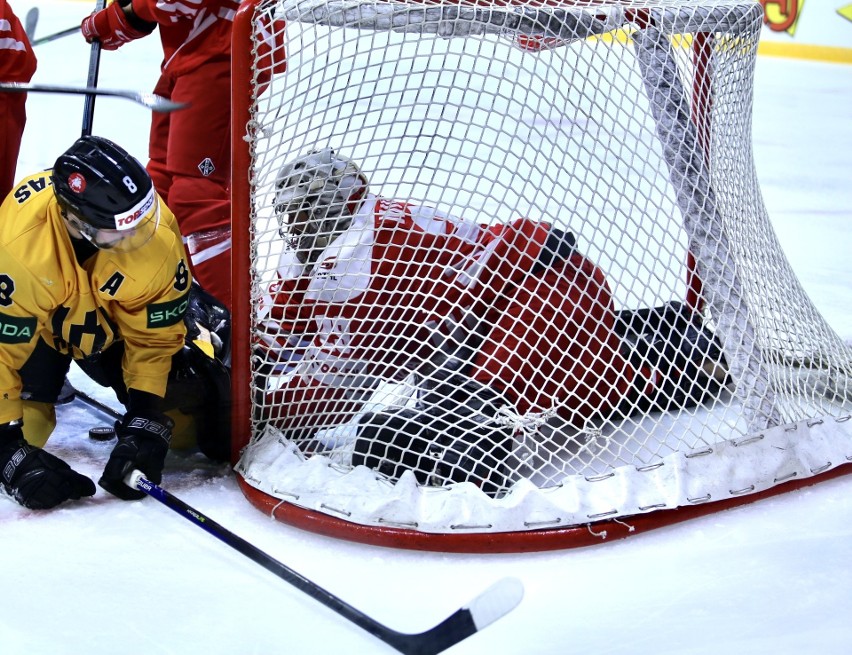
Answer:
0, 421, 96, 509
353, 377, 514, 497
99, 399, 174, 500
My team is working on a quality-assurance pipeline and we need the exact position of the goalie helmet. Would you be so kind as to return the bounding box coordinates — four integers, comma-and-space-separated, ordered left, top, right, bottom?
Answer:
273, 148, 368, 264
52, 135, 159, 253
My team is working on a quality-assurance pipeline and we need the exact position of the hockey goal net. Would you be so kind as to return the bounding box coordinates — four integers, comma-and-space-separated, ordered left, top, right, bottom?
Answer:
230, 0, 852, 551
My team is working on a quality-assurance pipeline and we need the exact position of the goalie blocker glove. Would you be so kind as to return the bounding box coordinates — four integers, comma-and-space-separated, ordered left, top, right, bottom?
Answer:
99, 398, 174, 500
0, 421, 96, 509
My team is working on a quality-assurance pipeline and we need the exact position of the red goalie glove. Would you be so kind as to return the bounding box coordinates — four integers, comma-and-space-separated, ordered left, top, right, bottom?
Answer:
80, 0, 155, 51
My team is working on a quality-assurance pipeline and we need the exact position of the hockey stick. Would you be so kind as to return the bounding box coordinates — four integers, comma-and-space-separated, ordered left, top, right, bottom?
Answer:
24, 7, 39, 40
0, 83, 186, 112
31, 25, 78, 47
124, 470, 523, 655
82, 0, 105, 136
71, 387, 122, 422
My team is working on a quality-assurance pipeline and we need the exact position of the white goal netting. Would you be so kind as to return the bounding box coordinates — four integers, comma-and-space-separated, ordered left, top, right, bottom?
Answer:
231, 0, 852, 544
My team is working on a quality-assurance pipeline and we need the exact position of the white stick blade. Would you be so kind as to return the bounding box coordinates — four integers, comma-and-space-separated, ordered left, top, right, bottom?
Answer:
25, 8, 39, 39
135, 92, 188, 113
466, 577, 524, 631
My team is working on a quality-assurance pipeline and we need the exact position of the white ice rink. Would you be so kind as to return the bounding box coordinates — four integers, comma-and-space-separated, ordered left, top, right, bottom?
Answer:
3, 2, 852, 654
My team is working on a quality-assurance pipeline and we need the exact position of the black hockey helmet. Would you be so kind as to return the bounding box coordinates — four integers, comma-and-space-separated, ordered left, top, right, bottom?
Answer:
52, 136, 160, 252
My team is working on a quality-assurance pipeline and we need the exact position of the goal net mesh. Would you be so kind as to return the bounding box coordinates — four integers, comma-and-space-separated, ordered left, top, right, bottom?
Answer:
231, 0, 852, 547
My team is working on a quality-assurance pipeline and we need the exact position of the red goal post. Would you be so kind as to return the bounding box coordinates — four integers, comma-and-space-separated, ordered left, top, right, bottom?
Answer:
230, 0, 852, 552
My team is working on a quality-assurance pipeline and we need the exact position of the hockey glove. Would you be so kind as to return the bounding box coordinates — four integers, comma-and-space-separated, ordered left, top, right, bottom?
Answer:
81, 0, 156, 51
616, 302, 729, 412
0, 421, 96, 510
184, 281, 231, 360
99, 411, 173, 500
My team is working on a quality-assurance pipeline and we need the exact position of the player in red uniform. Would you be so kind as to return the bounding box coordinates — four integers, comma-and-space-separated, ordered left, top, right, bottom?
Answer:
256, 149, 726, 493
80, 0, 284, 311
0, 0, 38, 199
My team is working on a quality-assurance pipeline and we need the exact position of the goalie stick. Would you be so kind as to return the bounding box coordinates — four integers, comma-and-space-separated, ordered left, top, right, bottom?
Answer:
0, 82, 186, 112
68, 386, 122, 422
124, 469, 523, 655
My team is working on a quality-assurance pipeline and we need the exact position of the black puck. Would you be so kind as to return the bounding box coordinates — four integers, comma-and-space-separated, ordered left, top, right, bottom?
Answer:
89, 426, 116, 441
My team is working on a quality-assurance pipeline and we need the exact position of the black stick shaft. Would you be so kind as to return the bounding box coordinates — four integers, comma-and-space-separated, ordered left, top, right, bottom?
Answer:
74, 388, 122, 421
128, 472, 423, 652
82, 0, 105, 136
126, 472, 521, 655
31, 26, 79, 47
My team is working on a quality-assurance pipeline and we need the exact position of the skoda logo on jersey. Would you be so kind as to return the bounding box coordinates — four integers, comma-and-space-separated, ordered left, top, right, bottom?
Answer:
198, 158, 216, 177
68, 172, 87, 194
115, 188, 156, 230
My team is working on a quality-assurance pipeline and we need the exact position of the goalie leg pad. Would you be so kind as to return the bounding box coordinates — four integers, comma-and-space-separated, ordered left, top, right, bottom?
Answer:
353, 407, 441, 482
353, 380, 514, 496
76, 341, 231, 462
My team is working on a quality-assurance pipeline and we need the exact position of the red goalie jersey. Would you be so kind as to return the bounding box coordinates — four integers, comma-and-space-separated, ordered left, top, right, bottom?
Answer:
256, 193, 634, 437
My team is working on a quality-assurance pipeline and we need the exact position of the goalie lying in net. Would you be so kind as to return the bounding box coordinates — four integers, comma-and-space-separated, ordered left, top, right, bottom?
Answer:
254, 148, 728, 495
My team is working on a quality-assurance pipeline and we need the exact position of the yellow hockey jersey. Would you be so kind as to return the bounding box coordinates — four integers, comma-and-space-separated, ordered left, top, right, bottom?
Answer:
0, 170, 192, 424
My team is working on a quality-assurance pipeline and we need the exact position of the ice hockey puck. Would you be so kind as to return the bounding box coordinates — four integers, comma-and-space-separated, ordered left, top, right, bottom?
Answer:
89, 426, 116, 441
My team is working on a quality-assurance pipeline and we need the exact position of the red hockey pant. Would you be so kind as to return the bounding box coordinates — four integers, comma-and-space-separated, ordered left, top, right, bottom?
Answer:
147, 57, 233, 310
0, 92, 27, 199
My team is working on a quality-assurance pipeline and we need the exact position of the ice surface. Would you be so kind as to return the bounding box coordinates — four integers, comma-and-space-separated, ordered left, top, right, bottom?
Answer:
3, 2, 851, 653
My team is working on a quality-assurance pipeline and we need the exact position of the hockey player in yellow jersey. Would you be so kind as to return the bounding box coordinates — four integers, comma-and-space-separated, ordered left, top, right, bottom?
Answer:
0, 135, 230, 510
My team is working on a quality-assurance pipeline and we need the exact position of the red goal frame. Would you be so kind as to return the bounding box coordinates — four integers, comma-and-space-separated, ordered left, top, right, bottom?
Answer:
229, 0, 852, 552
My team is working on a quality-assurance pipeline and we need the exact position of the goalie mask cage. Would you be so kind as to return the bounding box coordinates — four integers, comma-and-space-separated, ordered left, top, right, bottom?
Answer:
230, 0, 852, 552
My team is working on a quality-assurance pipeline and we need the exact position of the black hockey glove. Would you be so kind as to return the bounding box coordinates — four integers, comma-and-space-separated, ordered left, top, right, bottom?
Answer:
99, 411, 173, 500
184, 281, 231, 360
0, 421, 96, 509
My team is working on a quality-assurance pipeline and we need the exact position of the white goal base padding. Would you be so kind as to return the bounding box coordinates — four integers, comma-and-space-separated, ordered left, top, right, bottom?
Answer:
237, 414, 852, 534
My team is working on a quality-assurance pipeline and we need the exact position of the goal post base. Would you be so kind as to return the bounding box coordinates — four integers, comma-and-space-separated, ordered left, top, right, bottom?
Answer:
237, 464, 852, 553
